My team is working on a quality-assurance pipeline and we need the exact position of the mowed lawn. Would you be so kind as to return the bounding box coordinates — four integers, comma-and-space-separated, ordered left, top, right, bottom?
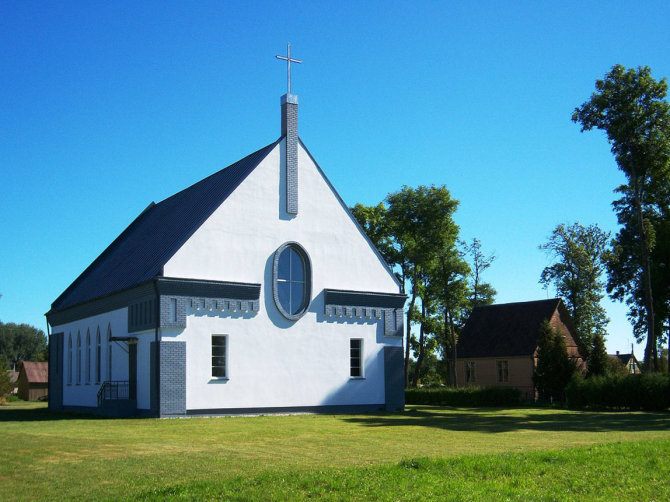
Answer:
1, 402, 669, 501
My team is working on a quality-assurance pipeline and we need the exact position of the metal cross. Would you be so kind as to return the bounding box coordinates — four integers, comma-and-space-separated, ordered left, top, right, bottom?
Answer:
275, 43, 302, 95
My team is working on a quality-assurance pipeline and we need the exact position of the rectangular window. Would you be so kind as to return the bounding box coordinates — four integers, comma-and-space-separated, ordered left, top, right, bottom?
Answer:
212, 335, 227, 378
350, 339, 363, 377
465, 361, 475, 383
497, 360, 509, 382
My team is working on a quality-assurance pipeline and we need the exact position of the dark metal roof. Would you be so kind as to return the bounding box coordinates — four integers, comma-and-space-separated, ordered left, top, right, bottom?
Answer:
49, 140, 279, 314
457, 299, 565, 358
324, 289, 407, 309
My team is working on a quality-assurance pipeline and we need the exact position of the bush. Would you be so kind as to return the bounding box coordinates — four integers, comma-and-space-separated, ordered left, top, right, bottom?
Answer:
566, 372, 670, 411
405, 386, 521, 407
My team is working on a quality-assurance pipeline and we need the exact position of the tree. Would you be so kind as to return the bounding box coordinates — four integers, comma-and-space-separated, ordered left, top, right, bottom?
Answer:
586, 333, 609, 377
385, 185, 461, 387
573, 65, 670, 371
464, 238, 496, 314
534, 320, 574, 401
0, 360, 12, 400
539, 223, 610, 356
0, 321, 48, 371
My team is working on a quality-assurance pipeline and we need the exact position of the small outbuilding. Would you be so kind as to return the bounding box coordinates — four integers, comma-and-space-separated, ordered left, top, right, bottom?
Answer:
456, 299, 584, 399
18, 362, 49, 401
609, 349, 642, 374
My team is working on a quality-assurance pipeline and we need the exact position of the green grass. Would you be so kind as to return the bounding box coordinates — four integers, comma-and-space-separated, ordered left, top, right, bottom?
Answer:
1, 402, 669, 500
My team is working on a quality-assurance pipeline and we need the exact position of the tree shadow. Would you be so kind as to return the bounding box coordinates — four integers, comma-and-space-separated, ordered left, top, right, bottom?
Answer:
340, 405, 670, 433
0, 405, 144, 422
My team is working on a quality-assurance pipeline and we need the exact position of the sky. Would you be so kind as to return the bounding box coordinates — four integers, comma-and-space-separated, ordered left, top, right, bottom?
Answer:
1, 1, 669, 355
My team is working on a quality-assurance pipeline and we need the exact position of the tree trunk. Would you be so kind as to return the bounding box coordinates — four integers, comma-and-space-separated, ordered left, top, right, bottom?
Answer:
632, 171, 657, 371
404, 283, 417, 388
412, 302, 426, 388
448, 311, 458, 387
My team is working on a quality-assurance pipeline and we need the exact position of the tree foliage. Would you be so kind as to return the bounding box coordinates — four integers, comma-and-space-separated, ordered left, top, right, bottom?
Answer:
539, 223, 610, 356
586, 333, 609, 378
0, 321, 48, 371
534, 320, 575, 401
0, 360, 12, 399
573, 64, 670, 371
352, 186, 491, 387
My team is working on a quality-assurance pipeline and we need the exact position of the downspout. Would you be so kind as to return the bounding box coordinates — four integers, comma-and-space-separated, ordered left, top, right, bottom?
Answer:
153, 279, 161, 417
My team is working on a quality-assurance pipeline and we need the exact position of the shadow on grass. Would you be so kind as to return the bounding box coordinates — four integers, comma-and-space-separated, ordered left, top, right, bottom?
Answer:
340, 406, 670, 434
0, 405, 132, 422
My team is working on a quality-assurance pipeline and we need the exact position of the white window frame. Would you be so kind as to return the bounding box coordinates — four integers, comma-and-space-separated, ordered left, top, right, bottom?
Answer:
67, 333, 72, 385
76, 331, 81, 385
350, 338, 364, 378
211, 335, 228, 379
86, 329, 91, 384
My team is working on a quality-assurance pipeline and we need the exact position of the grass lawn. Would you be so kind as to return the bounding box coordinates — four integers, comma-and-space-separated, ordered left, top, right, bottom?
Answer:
1, 402, 669, 500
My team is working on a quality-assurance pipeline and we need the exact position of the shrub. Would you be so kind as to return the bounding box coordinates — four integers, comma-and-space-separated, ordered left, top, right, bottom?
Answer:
405, 386, 521, 407
566, 372, 670, 411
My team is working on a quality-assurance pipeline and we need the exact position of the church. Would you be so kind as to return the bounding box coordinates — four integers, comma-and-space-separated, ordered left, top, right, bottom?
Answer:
46, 49, 406, 417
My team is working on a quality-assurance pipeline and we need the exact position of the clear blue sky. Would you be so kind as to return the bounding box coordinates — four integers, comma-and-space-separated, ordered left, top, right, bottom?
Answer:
1, 1, 669, 355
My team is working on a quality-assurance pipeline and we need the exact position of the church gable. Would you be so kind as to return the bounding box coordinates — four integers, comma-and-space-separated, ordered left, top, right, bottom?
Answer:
162, 139, 399, 295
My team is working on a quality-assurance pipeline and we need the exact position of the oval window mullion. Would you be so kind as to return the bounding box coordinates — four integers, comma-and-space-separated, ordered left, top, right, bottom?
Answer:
273, 242, 311, 320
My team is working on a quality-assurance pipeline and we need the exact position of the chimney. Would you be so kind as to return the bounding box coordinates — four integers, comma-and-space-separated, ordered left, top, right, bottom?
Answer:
281, 93, 298, 215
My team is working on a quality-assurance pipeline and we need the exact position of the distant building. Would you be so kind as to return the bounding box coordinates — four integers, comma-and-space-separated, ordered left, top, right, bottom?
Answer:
7, 370, 19, 395
18, 362, 48, 401
456, 299, 584, 399
609, 347, 642, 374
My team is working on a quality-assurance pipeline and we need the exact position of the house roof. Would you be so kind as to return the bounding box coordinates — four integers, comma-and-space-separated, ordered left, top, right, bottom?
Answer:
457, 299, 564, 358
49, 140, 279, 314
610, 353, 637, 366
21, 362, 48, 384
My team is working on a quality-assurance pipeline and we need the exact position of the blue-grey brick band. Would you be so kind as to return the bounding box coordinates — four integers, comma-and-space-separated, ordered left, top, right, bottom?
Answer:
159, 341, 186, 416
384, 346, 405, 411
323, 289, 406, 336
281, 94, 298, 215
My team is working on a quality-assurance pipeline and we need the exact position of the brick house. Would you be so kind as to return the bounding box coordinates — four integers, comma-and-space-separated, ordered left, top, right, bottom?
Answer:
18, 361, 49, 401
456, 299, 584, 398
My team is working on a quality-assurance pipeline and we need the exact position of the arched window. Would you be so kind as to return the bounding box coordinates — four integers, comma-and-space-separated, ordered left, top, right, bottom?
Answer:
273, 242, 311, 320
76, 332, 81, 385
67, 334, 72, 385
96, 328, 101, 384
107, 324, 112, 381
86, 329, 91, 384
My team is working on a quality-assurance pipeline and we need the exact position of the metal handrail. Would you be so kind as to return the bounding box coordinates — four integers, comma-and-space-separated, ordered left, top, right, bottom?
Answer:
97, 380, 130, 407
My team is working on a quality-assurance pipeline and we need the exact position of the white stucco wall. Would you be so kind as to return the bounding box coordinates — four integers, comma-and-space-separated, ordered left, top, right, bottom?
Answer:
51, 308, 153, 410
160, 140, 402, 411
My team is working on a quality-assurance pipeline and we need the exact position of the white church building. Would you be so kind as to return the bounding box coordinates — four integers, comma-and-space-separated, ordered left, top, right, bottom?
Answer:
46, 63, 406, 417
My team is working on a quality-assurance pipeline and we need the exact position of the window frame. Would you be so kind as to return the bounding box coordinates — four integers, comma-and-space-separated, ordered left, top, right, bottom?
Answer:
272, 242, 312, 321
86, 329, 91, 384
211, 335, 228, 379
350, 338, 364, 378
67, 333, 72, 385
76, 331, 81, 385
95, 328, 101, 384
497, 360, 509, 383
465, 361, 476, 383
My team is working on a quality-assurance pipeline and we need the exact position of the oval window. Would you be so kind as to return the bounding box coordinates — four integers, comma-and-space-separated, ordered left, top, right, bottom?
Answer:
273, 242, 311, 320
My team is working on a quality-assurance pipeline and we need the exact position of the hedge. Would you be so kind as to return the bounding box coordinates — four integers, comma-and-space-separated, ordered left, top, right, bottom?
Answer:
405, 386, 522, 407
566, 373, 670, 411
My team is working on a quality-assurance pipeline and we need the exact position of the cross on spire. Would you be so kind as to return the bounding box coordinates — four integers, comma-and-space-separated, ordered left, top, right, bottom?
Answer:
275, 43, 302, 95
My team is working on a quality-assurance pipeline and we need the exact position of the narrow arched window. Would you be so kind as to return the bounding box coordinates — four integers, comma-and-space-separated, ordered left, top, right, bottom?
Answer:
86, 329, 91, 384
95, 328, 101, 384
107, 325, 112, 381
76, 332, 81, 385
273, 242, 311, 320
67, 334, 72, 385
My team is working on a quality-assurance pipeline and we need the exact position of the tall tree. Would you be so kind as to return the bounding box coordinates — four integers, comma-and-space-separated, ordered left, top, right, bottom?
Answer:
0, 321, 48, 371
385, 185, 461, 387
431, 246, 470, 386
586, 333, 609, 378
573, 65, 670, 370
533, 320, 574, 402
465, 238, 496, 311
539, 223, 610, 356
